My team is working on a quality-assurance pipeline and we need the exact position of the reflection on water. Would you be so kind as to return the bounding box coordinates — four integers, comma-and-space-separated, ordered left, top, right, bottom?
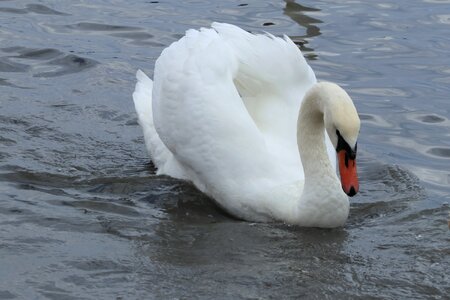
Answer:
1, 0, 450, 298
283, 0, 322, 55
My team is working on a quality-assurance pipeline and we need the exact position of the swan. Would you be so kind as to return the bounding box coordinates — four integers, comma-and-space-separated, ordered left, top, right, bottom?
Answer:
133, 23, 360, 227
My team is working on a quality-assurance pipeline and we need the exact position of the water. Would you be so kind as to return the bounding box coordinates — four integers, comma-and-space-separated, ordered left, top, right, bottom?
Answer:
1, 0, 449, 298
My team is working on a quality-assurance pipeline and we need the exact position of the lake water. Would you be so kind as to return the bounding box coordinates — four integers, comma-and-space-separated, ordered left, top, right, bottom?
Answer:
1, 0, 449, 299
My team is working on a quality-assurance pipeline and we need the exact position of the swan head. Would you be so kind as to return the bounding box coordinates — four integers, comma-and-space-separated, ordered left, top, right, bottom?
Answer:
321, 82, 360, 197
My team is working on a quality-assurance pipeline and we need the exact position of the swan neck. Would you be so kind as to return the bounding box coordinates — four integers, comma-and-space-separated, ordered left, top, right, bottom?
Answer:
297, 85, 335, 180
292, 83, 350, 227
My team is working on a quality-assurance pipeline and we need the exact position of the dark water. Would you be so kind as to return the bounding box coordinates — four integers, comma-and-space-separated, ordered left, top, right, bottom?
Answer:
1, 0, 449, 299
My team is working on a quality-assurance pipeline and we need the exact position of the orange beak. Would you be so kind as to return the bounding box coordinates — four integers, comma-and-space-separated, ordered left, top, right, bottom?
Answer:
338, 150, 359, 197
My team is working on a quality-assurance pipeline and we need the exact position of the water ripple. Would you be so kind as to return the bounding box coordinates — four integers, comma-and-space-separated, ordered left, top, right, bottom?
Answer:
427, 147, 450, 158
1, 46, 98, 77
0, 4, 68, 15
1, 0, 450, 298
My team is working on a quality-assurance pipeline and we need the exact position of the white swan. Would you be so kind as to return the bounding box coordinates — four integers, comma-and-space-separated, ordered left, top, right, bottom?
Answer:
133, 23, 360, 227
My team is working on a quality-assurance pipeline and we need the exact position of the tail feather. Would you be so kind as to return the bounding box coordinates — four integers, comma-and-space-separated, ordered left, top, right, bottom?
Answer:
132, 69, 170, 169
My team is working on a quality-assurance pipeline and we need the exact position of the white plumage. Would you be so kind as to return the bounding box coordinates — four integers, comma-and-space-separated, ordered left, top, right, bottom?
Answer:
133, 23, 360, 227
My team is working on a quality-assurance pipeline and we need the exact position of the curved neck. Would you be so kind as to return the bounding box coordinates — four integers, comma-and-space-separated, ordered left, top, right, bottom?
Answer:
290, 83, 351, 227
297, 85, 336, 181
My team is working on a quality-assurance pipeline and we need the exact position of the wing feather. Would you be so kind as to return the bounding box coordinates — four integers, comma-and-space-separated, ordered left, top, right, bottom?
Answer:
153, 27, 271, 191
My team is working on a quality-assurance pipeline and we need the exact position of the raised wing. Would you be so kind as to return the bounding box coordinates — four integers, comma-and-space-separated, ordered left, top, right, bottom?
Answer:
152, 27, 273, 190
212, 23, 318, 174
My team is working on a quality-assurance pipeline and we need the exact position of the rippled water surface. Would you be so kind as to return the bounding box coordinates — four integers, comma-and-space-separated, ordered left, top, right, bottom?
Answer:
1, 0, 450, 299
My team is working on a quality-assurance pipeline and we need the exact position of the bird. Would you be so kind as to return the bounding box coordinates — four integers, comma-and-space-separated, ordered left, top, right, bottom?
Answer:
133, 23, 360, 228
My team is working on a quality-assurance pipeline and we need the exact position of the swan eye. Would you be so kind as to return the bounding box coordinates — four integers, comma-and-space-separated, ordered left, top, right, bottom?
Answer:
335, 129, 356, 159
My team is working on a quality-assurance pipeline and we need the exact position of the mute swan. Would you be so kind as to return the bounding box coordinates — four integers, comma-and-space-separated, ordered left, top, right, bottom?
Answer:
133, 23, 360, 227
